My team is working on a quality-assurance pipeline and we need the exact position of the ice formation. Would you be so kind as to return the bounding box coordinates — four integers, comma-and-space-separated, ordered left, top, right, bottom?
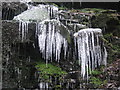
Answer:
18, 21, 29, 42
13, 6, 49, 22
14, 3, 67, 62
14, 2, 107, 79
36, 20, 68, 62
14, 4, 67, 62
13, 4, 58, 22
15, 4, 59, 42
74, 28, 107, 79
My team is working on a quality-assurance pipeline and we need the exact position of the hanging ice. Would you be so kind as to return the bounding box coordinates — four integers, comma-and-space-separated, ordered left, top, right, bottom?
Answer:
74, 28, 107, 79
14, 4, 59, 42
13, 3, 66, 62
19, 21, 29, 42
37, 19, 68, 62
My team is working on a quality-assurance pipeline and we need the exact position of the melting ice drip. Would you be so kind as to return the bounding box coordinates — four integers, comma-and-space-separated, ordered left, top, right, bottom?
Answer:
74, 28, 107, 79
36, 20, 68, 62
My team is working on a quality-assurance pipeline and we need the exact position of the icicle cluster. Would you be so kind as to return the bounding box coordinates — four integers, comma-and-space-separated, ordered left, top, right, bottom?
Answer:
15, 3, 108, 80
74, 28, 107, 79
14, 4, 59, 42
36, 20, 68, 62
19, 21, 29, 42
14, 3, 67, 62
39, 4, 58, 19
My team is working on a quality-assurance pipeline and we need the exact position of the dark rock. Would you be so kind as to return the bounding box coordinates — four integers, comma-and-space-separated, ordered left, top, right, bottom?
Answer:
2, 2, 28, 20
91, 12, 120, 39
2, 20, 40, 88
2, 20, 36, 43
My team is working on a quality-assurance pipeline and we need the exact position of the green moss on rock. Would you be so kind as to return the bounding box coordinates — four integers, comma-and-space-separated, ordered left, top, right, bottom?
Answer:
103, 33, 120, 63
91, 70, 102, 76
90, 77, 107, 88
35, 62, 67, 81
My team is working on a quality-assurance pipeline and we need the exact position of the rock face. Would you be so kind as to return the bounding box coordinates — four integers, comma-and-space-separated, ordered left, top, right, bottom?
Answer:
2, 20, 69, 89
2, 20, 36, 43
54, 2, 119, 10
106, 59, 120, 88
2, 20, 41, 88
2, 2, 120, 89
2, 20, 39, 66
2, 2, 28, 20
91, 11, 120, 37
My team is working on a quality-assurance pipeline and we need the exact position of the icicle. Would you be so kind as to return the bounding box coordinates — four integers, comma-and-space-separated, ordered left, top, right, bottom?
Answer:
74, 28, 107, 79
103, 47, 107, 66
37, 20, 68, 62
79, 0, 82, 7
19, 21, 29, 42
64, 39, 68, 59
74, 38, 77, 56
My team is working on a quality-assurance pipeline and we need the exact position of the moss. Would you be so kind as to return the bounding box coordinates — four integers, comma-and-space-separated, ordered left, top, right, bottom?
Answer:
54, 85, 62, 89
104, 33, 113, 38
91, 70, 102, 76
90, 77, 107, 88
59, 6, 68, 10
89, 66, 108, 88
68, 8, 106, 14
49, 3, 59, 7
102, 33, 120, 63
91, 10, 119, 29
80, 8, 107, 14
35, 62, 67, 81
112, 45, 120, 51
92, 13, 110, 28
90, 77, 102, 87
